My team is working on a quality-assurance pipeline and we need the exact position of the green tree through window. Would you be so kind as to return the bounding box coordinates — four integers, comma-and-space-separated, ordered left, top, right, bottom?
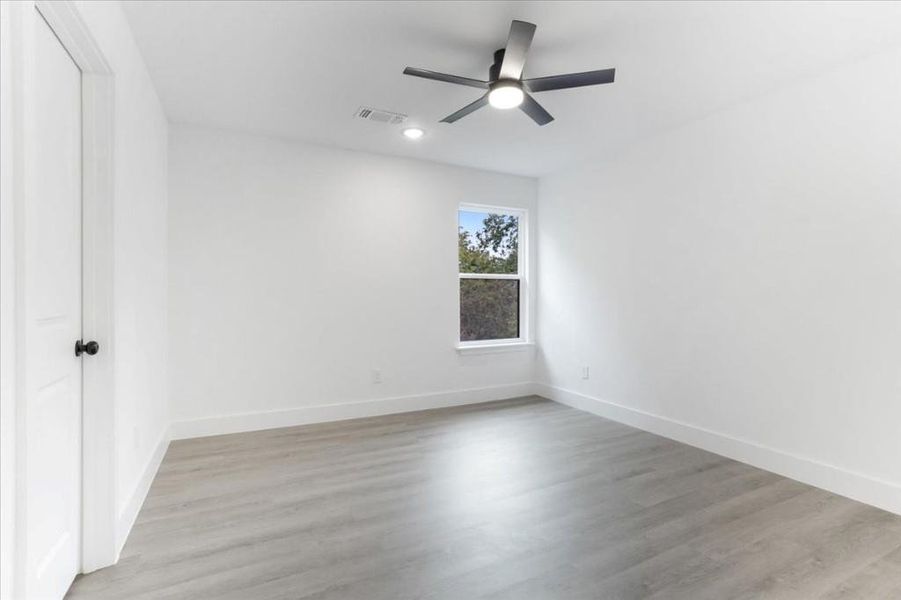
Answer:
459, 210, 522, 342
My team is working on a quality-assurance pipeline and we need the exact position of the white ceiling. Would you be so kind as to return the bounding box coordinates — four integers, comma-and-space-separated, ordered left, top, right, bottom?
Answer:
122, 1, 901, 177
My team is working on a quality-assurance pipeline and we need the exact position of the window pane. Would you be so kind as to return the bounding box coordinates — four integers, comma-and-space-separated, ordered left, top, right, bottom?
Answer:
459, 211, 519, 274
460, 279, 520, 341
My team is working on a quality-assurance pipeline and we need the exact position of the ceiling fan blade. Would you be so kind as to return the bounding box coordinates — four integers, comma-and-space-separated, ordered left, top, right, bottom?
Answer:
520, 93, 554, 126
499, 20, 536, 80
440, 95, 489, 123
524, 68, 615, 93
403, 67, 489, 89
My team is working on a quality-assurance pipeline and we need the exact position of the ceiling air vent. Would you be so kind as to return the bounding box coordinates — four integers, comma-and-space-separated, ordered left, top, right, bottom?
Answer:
354, 106, 407, 125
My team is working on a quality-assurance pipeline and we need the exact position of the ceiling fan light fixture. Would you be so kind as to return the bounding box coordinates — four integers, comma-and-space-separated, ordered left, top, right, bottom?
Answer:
488, 82, 524, 109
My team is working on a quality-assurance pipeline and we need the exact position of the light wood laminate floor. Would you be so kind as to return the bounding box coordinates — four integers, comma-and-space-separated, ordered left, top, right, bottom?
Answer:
67, 397, 901, 599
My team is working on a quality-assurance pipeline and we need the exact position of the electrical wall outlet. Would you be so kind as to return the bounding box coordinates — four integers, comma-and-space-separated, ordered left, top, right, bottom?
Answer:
581, 366, 590, 380
371, 369, 382, 384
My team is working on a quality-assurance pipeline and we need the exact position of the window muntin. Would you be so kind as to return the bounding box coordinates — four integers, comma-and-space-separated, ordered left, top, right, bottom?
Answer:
458, 206, 526, 345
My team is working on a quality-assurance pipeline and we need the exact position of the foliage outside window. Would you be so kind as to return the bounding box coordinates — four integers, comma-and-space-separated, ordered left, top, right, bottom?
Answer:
458, 207, 525, 344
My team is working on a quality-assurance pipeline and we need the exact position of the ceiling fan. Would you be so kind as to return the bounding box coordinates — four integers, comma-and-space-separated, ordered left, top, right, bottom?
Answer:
403, 20, 615, 126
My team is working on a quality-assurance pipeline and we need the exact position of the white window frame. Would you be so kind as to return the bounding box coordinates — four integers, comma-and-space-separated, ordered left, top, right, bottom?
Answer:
457, 203, 529, 349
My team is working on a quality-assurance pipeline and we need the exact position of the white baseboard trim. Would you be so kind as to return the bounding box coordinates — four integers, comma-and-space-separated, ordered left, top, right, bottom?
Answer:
116, 427, 171, 554
171, 382, 539, 441
537, 383, 901, 516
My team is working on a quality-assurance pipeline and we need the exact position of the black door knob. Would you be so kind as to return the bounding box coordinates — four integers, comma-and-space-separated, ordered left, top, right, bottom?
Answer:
75, 339, 100, 357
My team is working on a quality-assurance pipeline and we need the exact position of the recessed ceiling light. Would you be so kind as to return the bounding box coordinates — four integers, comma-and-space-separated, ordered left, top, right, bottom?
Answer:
402, 127, 425, 140
488, 82, 524, 109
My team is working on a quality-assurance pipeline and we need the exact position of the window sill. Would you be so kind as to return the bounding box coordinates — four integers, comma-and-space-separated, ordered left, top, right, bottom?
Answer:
455, 342, 535, 355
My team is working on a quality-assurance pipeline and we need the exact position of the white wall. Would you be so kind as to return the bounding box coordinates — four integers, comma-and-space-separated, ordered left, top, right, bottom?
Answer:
1, 3, 18, 596
168, 125, 536, 436
537, 48, 901, 514
71, 1, 169, 545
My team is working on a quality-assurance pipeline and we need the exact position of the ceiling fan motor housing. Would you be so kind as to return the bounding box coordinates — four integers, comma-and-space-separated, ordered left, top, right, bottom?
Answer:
489, 48, 506, 82
488, 48, 523, 99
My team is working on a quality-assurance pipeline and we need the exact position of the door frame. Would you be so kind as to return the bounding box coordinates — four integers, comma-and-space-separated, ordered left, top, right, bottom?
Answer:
1, 0, 117, 593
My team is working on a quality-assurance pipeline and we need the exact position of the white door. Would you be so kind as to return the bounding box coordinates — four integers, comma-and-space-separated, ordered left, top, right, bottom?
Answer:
24, 9, 84, 599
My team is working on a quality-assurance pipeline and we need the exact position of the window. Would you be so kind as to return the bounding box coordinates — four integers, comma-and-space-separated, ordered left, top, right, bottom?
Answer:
458, 205, 527, 346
